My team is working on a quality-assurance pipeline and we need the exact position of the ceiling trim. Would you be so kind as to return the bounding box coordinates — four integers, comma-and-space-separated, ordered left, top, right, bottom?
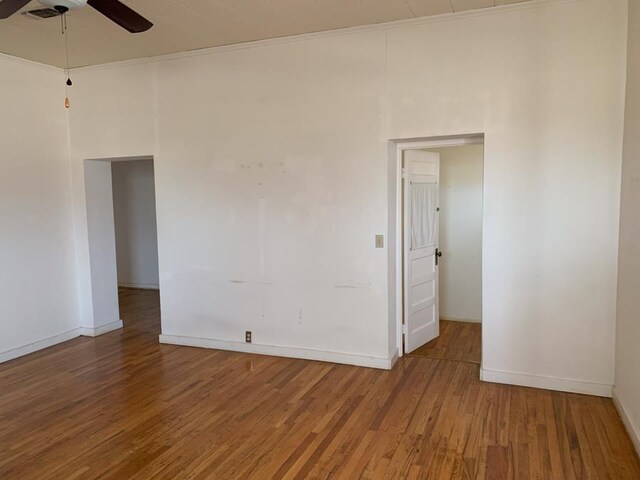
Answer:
26, 0, 570, 74
0, 50, 63, 74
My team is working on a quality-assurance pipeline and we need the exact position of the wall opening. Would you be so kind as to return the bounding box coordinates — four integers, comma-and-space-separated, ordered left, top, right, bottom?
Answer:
389, 135, 484, 370
84, 155, 160, 337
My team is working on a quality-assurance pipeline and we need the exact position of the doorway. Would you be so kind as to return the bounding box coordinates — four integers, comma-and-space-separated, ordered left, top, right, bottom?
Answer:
112, 159, 161, 334
83, 156, 161, 336
393, 136, 484, 366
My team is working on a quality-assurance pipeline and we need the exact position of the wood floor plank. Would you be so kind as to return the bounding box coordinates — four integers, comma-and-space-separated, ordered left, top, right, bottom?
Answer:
0, 288, 638, 479
408, 320, 482, 364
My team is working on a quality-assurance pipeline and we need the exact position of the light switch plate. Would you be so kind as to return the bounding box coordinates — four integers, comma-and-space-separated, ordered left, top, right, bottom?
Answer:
375, 235, 384, 248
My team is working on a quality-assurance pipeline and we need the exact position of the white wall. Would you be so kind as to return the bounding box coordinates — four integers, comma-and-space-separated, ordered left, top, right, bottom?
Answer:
112, 159, 159, 289
615, 0, 640, 454
429, 144, 483, 323
0, 56, 79, 362
84, 160, 121, 333
67, 0, 627, 390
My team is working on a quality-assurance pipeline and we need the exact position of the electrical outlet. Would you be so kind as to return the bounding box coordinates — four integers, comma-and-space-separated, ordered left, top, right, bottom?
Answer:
245, 331, 252, 343
375, 234, 384, 248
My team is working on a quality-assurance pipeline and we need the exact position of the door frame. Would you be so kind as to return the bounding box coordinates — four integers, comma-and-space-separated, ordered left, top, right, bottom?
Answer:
393, 135, 484, 359
83, 155, 160, 337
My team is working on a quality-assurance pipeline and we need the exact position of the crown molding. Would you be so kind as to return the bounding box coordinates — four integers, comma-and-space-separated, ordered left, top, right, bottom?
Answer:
0, 51, 63, 73
1, 0, 575, 74
71, 0, 573, 73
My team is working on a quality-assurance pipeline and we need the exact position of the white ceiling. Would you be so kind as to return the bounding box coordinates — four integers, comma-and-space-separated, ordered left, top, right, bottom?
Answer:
0, 0, 530, 68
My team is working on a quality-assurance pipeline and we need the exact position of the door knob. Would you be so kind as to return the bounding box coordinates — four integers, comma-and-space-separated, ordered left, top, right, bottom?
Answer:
435, 248, 443, 266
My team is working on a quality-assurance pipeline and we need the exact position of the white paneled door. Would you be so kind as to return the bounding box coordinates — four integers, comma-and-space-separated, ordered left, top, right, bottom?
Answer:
403, 151, 440, 353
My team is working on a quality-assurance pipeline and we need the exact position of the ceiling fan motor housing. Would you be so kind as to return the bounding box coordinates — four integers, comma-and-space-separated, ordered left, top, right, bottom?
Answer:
38, 0, 88, 11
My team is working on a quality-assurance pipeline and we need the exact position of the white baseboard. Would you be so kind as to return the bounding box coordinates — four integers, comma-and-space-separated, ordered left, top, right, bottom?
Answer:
481, 367, 612, 397
80, 320, 123, 337
0, 328, 81, 364
612, 389, 640, 457
440, 316, 482, 324
118, 283, 159, 290
389, 349, 399, 369
159, 334, 395, 370
0, 319, 124, 364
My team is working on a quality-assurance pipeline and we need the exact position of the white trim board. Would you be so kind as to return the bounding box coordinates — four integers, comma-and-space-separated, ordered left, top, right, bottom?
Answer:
71, 0, 572, 72
0, 51, 63, 74
481, 368, 613, 398
0, 320, 125, 364
612, 389, 640, 457
440, 316, 482, 324
80, 320, 123, 337
118, 283, 159, 290
160, 334, 396, 370
0, 328, 81, 364
389, 350, 400, 369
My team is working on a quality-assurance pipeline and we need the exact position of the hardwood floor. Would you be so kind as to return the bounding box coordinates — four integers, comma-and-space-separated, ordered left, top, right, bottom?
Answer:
0, 289, 638, 479
117, 286, 162, 334
408, 320, 482, 364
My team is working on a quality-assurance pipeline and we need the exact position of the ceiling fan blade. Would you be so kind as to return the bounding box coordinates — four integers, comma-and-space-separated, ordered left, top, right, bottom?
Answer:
0, 0, 31, 19
87, 0, 152, 33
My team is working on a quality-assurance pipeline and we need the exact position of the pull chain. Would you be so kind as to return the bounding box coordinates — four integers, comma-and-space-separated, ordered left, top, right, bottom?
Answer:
61, 12, 72, 108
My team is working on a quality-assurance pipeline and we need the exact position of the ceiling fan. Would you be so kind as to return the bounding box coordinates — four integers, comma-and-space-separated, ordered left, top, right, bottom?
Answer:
0, 0, 153, 33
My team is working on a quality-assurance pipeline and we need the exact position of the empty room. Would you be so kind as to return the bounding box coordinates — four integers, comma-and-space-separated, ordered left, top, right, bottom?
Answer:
1, 0, 639, 478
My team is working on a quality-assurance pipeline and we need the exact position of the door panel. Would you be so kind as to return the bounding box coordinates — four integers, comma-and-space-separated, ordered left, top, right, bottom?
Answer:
404, 150, 440, 354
